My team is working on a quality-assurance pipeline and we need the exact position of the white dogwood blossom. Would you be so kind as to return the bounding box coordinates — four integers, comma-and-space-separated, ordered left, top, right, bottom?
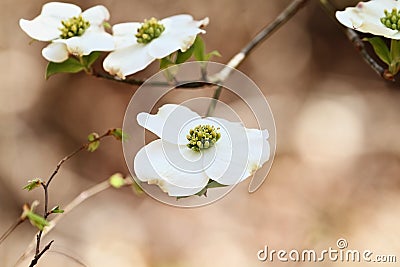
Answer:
20, 2, 114, 62
336, 0, 400, 39
134, 104, 270, 197
103, 15, 209, 79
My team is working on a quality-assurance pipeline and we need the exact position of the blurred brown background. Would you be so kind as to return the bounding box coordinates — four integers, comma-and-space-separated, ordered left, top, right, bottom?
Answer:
1, 0, 400, 266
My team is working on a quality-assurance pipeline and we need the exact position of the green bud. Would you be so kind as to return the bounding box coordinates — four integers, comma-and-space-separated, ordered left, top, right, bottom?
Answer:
381, 8, 400, 30
187, 124, 221, 152
59, 15, 90, 39
135, 17, 165, 44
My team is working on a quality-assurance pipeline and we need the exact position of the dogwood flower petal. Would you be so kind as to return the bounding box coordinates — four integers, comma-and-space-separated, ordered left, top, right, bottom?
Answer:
137, 104, 201, 145
134, 139, 209, 196
19, 2, 81, 41
41, 2, 81, 19
82, 5, 110, 26
336, 0, 400, 39
102, 44, 154, 79
112, 23, 142, 49
42, 42, 69, 62
203, 127, 269, 185
19, 17, 60, 41
148, 16, 208, 58
54, 31, 114, 56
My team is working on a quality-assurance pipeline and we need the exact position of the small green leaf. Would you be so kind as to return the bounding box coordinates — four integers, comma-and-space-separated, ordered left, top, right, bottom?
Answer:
195, 186, 208, 197
109, 173, 126, 188
103, 22, 111, 29
160, 57, 174, 69
193, 36, 206, 61
50, 206, 64, 214
87, 132, 100, 152
365, 37, 391, 65
205, 50, 222, 61
206, 180, 227, 189
110, 128, 128, 141
175, 45, 196, 64
26, 211, 49, 231
131, 180, 144, 195
85, 51, 101, 68
46, 57, 85, 79
23, 179, 43, 191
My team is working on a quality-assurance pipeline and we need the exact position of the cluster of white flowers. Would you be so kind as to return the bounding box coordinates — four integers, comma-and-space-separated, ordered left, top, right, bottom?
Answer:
20, 2, 208, 78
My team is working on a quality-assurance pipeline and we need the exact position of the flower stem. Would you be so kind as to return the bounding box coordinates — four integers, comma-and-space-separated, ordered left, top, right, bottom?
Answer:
206, 85, 222, 116
389, 39, 400, 75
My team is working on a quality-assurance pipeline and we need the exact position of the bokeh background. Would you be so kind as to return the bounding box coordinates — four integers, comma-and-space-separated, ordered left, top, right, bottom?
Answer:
1, 0, 400, 266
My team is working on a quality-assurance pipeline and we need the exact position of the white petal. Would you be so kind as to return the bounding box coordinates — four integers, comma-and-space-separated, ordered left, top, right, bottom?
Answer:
149, 16, 207, 58
113, 22, 142, 36
54, 31, 114, 56
19, 17, 61, 41
244, 128, 270, 181
137, 104, 201, 144
41, 2, 81, 19
103, 44, 154, 79
82, 5, 110, 26
42, 42, 69, 62
112, 23, 142, 49
160, 14, 196, 25
204, 119, 270, 185
203, 118, 247, 185
148, 34, 198, 58
134, 139, 209, 197
336, 0, 400, 39
161, 15, 209, 29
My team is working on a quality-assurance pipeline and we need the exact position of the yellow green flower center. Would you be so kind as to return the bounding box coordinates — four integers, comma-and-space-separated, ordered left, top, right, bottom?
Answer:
186, 124, 221, 152
381, 8, 400, 30
59, 15, 90, 39
135, 18, 165, 44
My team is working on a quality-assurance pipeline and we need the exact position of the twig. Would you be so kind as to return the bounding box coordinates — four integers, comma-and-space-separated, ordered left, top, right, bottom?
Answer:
28, 240, 54, 267
0, 218, 24, 245
16, 177, 133, 266
319, 0, 388, 80
204, 0, 310, 115
27, 128, 119, 267
211, 0, 310, 82
92, 69, 217, 88
206, 85, 223, 117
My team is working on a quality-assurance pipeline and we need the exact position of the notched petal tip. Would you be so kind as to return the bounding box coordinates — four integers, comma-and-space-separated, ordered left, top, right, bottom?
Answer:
199, 17, 209, 28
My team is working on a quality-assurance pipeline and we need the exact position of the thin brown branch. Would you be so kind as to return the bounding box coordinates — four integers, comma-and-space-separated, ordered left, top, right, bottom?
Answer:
28, 240, 54, 267
206, 85, 223, 117
16, 177, 133, 266
319, 0, 389, 80
26, 128, 119, 267
211, 0, 309, 82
